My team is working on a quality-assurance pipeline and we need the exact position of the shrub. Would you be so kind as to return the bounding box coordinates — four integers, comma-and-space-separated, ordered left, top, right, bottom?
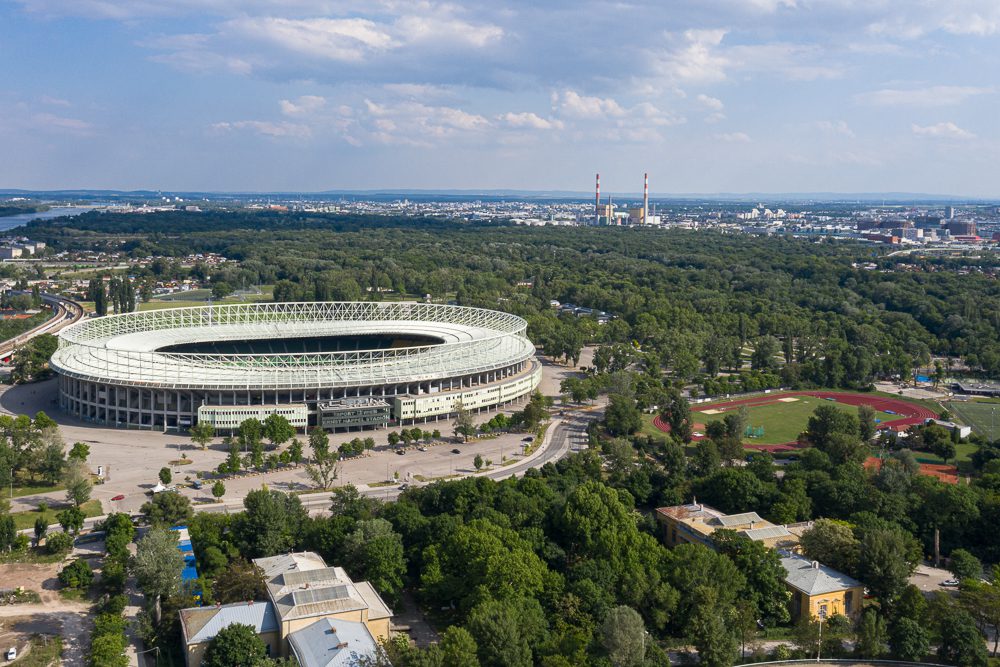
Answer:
58, 558, 94, 589
46, 531, 74, 554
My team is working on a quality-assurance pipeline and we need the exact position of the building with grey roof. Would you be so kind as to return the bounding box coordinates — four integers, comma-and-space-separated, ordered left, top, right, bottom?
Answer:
779, 551, 865, 621
288, 618, 381, 667
180, 601, 280, 666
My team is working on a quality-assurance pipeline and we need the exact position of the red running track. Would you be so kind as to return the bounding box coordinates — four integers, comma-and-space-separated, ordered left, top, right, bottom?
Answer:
651, 391, 936, 450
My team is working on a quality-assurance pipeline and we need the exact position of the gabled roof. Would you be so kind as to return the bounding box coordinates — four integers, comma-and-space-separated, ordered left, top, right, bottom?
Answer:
779, 551, 863, 596
288, 618, 380, 667
180, 601, 278, 646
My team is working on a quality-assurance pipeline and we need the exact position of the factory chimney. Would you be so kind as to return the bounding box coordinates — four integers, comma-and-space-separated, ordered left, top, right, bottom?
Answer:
643, 172, 649, 225
595, 173, 601, 225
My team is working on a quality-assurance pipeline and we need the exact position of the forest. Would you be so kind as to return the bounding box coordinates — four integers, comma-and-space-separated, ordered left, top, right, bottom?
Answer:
23, 209, 1000, 387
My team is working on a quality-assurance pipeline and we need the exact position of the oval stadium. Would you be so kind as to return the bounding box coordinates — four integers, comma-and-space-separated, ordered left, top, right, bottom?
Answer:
50, 302, 540, 432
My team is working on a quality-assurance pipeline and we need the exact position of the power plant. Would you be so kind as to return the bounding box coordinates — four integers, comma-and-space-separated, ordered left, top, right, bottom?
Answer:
593, 172, 658, 225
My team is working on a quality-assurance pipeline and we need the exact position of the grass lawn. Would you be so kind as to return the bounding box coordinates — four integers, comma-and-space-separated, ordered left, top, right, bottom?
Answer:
12, 499, 102, 531
10, 482, 64, 499
12, 635, 63, 666
641, 395, 895, 446
695, 397, 895, 446
947, 400, 1000, 440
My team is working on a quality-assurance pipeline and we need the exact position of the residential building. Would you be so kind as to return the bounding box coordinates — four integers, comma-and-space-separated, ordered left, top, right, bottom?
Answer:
779, 551, 865, 621
655, 502, 805, 551
179, 551, 392, 666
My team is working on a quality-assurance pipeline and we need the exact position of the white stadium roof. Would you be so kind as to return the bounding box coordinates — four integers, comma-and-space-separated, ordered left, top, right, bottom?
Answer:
51, 301, 534, 391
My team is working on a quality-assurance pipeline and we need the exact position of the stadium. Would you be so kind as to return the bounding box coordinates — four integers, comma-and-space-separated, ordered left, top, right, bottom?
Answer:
50, 302, 540, 432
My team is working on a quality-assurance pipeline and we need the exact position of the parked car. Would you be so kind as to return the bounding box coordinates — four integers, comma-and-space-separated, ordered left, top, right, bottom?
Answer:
111, 494, 125, 501
522, 436, 534, 442
451, 448, 461, 454
417, 446, 428, 452
396, 449, 405, 455
6, 647, 16, 660
941, 579, 960, 587
399, 483, 409, 490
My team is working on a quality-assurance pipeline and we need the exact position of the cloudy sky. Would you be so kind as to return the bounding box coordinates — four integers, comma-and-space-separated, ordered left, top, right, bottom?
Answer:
2, 0, 999, 194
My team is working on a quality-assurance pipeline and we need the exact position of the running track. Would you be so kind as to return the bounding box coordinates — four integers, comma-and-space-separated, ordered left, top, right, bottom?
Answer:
652, 391, 937, 452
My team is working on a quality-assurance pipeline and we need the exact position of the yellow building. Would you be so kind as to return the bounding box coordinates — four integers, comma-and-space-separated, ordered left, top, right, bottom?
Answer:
779, 551, 865, 621
655, 502, 803, 551
179, 551, 392, 666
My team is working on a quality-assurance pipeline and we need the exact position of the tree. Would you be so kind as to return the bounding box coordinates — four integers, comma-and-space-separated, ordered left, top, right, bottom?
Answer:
453, 401, 476, 442
949, 548, 982, 581
474, 454, 484, 471
212, 480, 226, 501
263, 413, 295, 447
687, 585, 737, 667
158, 467, 172, 485
712, 530, 791, 626
602, 605, 646, 667
232, 488, 308, 558
140, 491, 193, 527
438, 626, 480, 667
132, 527, 183, 622
68, 442, 90, 461
605, 393, 642, 437
58, 505, 85, 534
189, 422, 214, 450
309, 427, 330, 457
855, 608, 888, 658
857, 526, 920, 605
64, 460, 93, 506
58, 558, 94, 589
287, 438, 304, 464
858, 404, 877, 442
799, 519, 859, 575
203, 623, 267, 667
889, 617, 929, 662
305, 447, 340, 490
466, 598, 534, 667
937, 610, 988, 667
213, 559, 268, 604
343, 519, 407, 603
33, 515, 47, 546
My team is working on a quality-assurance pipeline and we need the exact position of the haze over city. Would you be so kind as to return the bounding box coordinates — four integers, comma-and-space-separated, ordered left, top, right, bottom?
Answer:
3, 0, 1000, 195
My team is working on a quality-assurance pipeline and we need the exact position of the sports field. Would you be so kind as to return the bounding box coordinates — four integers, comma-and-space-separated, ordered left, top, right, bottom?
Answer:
693, 398, 896, 446
947, 399, 1000, 440
651, 391, 936, 450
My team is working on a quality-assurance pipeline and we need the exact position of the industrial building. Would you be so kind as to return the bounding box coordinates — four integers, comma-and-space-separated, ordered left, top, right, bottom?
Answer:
51, 302, 540, 432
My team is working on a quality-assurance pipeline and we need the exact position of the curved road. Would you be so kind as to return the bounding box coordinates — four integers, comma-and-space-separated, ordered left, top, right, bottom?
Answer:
0, 291, 84, 359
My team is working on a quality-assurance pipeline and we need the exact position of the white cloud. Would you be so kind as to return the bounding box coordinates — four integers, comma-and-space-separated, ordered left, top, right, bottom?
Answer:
498, 112, 563, 131
280, 95, 326, 116
868, 1, 1000, 38
225, 17, 394, 62
714, 131, 751, 142
211, 120, 312, 138
40, 95, 71, 107
911, 121, 975, 140
696, 94, 724, 111
32, 112, 93, 135
856, 85, 993, 107
814, 120, 855, 138
552, 90, 626, 119
658, 29, 730, 83
394, 15, 503, 48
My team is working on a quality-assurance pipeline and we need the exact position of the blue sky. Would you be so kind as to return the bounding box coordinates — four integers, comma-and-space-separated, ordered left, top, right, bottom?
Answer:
1, 0, 998, 195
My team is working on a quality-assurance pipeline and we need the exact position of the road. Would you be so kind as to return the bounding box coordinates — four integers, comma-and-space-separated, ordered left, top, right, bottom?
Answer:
64, 407, 598, 532
0, 291, 84, 359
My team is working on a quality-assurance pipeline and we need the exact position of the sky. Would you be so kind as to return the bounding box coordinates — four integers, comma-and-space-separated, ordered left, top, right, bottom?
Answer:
1, 0, 999, 195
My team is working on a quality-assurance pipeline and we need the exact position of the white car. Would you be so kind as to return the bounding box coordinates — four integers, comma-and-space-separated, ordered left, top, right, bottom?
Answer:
6, 647, 16, 660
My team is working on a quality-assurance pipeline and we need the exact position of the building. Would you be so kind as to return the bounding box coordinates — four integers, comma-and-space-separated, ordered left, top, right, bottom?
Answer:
947, 220, 977, 237
655, 502, 805, 551
51, 302, 539, 431
179, 551, 392, 666
628, 207, 646, 225
0, 247, 22, 260
180, 601, 280, 666
779, 551, 865, 621
953, 380, 1000, 397
924, 418, 972, 439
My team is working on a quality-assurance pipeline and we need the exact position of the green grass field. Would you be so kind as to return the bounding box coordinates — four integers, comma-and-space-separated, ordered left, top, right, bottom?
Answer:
947, 399, 1000, 440
641, 395, 895, 446
12, 499, 102, 531
693, 398, 895, 445
139, 286, 274, 311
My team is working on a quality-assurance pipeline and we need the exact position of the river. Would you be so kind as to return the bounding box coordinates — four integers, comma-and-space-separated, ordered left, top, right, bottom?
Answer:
0, 206, 96, 232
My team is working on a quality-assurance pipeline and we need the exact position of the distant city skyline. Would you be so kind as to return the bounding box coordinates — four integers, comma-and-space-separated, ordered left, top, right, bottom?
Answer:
2, 0, 999, 196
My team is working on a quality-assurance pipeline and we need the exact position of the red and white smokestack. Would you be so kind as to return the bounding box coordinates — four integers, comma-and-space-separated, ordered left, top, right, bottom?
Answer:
643, 173, 649, 224
595, 173, 601, 223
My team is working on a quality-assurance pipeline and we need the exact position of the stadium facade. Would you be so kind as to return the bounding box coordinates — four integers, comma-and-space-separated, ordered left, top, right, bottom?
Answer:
51, 302, 540, 432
